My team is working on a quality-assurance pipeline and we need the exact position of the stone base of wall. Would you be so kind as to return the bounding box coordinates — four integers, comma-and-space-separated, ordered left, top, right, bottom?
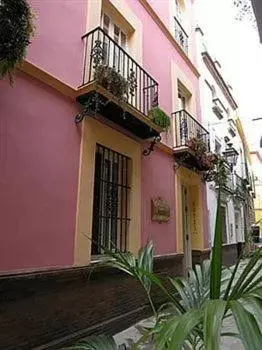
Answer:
0, 254, 183, 350
222, 243, 239, 267
192, 249, 211, 265
192, 243, 239, 268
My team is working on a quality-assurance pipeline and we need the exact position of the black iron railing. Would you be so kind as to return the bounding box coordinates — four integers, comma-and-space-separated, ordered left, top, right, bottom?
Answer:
224, 165, 234, 192
173, 110, 210, 150
174, 17, 188, 54
235, 173, 246, 198
81, 27, 159, 117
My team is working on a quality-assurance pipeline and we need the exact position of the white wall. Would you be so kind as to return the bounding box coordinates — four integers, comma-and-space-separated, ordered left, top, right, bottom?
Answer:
196, 28, 245, 246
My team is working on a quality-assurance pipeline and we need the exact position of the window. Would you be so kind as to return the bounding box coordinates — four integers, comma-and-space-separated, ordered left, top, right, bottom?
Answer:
178, 92, 186, 110
215, 139, 222, 155
92, 144, 131, 255
101, 13, 127, 70
178, 83, 190, 111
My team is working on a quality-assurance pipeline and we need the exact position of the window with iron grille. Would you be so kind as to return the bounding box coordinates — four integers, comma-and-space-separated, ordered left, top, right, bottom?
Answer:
92, 144, 131, 255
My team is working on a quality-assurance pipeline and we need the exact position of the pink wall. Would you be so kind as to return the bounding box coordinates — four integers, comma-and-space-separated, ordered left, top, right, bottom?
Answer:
127, 0, 207, 254
141, 150, 176, 255
0, 74, 81, 272
126, 0, 201, 132
27, 0, 87, 87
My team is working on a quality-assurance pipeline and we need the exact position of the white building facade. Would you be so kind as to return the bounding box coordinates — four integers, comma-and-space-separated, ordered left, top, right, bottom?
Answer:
196, 28, 255, 252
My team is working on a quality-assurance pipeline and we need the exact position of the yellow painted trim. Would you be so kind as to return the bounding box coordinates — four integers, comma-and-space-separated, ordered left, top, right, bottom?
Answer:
73, 122, 85, 266
19, 61, 76, 99
171, 60, 198, 148
171, 60, 197, 116
156, 142, 173, 156
74, 118, 141, 266
235, 117, 251, 164
175, 167, 205, 254
86, 0, 143, 64
139, 0, 200, 78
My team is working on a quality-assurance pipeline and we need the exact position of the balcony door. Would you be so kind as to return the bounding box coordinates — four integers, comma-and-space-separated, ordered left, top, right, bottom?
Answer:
178, 87, 189, 145
101, 13, 127, 72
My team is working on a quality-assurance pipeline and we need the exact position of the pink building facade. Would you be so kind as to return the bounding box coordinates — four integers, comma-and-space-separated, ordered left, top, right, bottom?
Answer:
0, 0, 209, 273
0, 1, 210, 346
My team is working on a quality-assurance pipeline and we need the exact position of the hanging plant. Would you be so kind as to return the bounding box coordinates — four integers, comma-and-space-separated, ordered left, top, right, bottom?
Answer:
186, 137, 208, 157
0, 0, 35, 83
148, 107, 170, 131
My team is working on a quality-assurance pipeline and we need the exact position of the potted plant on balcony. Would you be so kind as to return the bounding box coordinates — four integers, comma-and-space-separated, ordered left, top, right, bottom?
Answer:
94, 64, 129, 100
148, 107, 170, 131
0, 0, 34, 83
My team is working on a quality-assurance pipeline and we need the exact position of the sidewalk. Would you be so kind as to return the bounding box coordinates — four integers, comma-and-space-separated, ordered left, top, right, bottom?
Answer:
114, 317, 244, 349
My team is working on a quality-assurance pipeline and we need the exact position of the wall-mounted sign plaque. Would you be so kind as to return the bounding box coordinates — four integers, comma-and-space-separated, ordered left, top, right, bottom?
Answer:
151, 197, 170, 223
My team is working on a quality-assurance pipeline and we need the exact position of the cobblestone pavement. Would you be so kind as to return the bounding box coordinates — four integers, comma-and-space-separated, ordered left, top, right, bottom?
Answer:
114, 316, 244, 349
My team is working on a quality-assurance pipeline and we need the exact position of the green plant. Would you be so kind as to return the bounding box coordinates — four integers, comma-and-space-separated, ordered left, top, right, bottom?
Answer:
0, 0, 34, 83
148, 107, 170, 131
74, 192, 262, 349
94, 64, 128, 100
70, 335, 119, 350
202, 156, 228, 185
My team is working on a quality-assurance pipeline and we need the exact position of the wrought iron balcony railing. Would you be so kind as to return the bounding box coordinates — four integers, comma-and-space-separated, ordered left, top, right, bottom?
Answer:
174, 17, 188, 54
235, 173, 246, 199
223, 165, 234, 193
81, 27, 159, 118
173, 110, 210, 150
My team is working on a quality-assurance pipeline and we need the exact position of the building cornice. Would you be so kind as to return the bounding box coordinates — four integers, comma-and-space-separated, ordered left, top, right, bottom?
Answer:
139, 0, 200, 78
202, 51, 238, 110
19, 60, 175, 154
20, 61, 77, 99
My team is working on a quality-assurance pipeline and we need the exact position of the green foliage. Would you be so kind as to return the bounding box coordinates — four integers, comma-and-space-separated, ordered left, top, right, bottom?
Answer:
186, 137, 219, 172
210, 188, 222, 299
233, 0, 256, 24
202, 156, 228, 186
148, 107, 170, 131
70, 335, 119, 349
94, 64, 129, 100
0, 0, 34, 83
76, 194, 262, 349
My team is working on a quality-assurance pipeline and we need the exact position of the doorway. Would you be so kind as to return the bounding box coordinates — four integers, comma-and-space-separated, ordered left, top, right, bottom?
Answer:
182, 185, 192, 269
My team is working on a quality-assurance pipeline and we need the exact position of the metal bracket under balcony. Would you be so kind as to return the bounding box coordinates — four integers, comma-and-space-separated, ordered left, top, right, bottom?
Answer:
76, 27, 162, 140
172, 110, 210, 171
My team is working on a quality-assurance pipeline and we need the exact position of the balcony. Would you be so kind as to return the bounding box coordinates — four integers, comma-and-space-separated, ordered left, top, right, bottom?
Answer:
235, 173, 246, 199
174, 17, 188, 54
173, 110, 210, 171
76, 27, 162, 139
222, 165, 234, 193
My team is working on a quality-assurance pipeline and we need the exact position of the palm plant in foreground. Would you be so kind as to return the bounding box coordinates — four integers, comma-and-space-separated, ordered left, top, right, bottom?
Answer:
72, 189, 262, 349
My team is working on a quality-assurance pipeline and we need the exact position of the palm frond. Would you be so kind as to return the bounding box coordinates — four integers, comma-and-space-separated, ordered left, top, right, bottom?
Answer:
70, 335, 118, 350
203, 299, 227, 350
210, 188, 222, 299
230, 300, 262, 350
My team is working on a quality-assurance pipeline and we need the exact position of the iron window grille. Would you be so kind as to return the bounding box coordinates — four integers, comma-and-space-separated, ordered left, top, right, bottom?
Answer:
92, 144, 131, 255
